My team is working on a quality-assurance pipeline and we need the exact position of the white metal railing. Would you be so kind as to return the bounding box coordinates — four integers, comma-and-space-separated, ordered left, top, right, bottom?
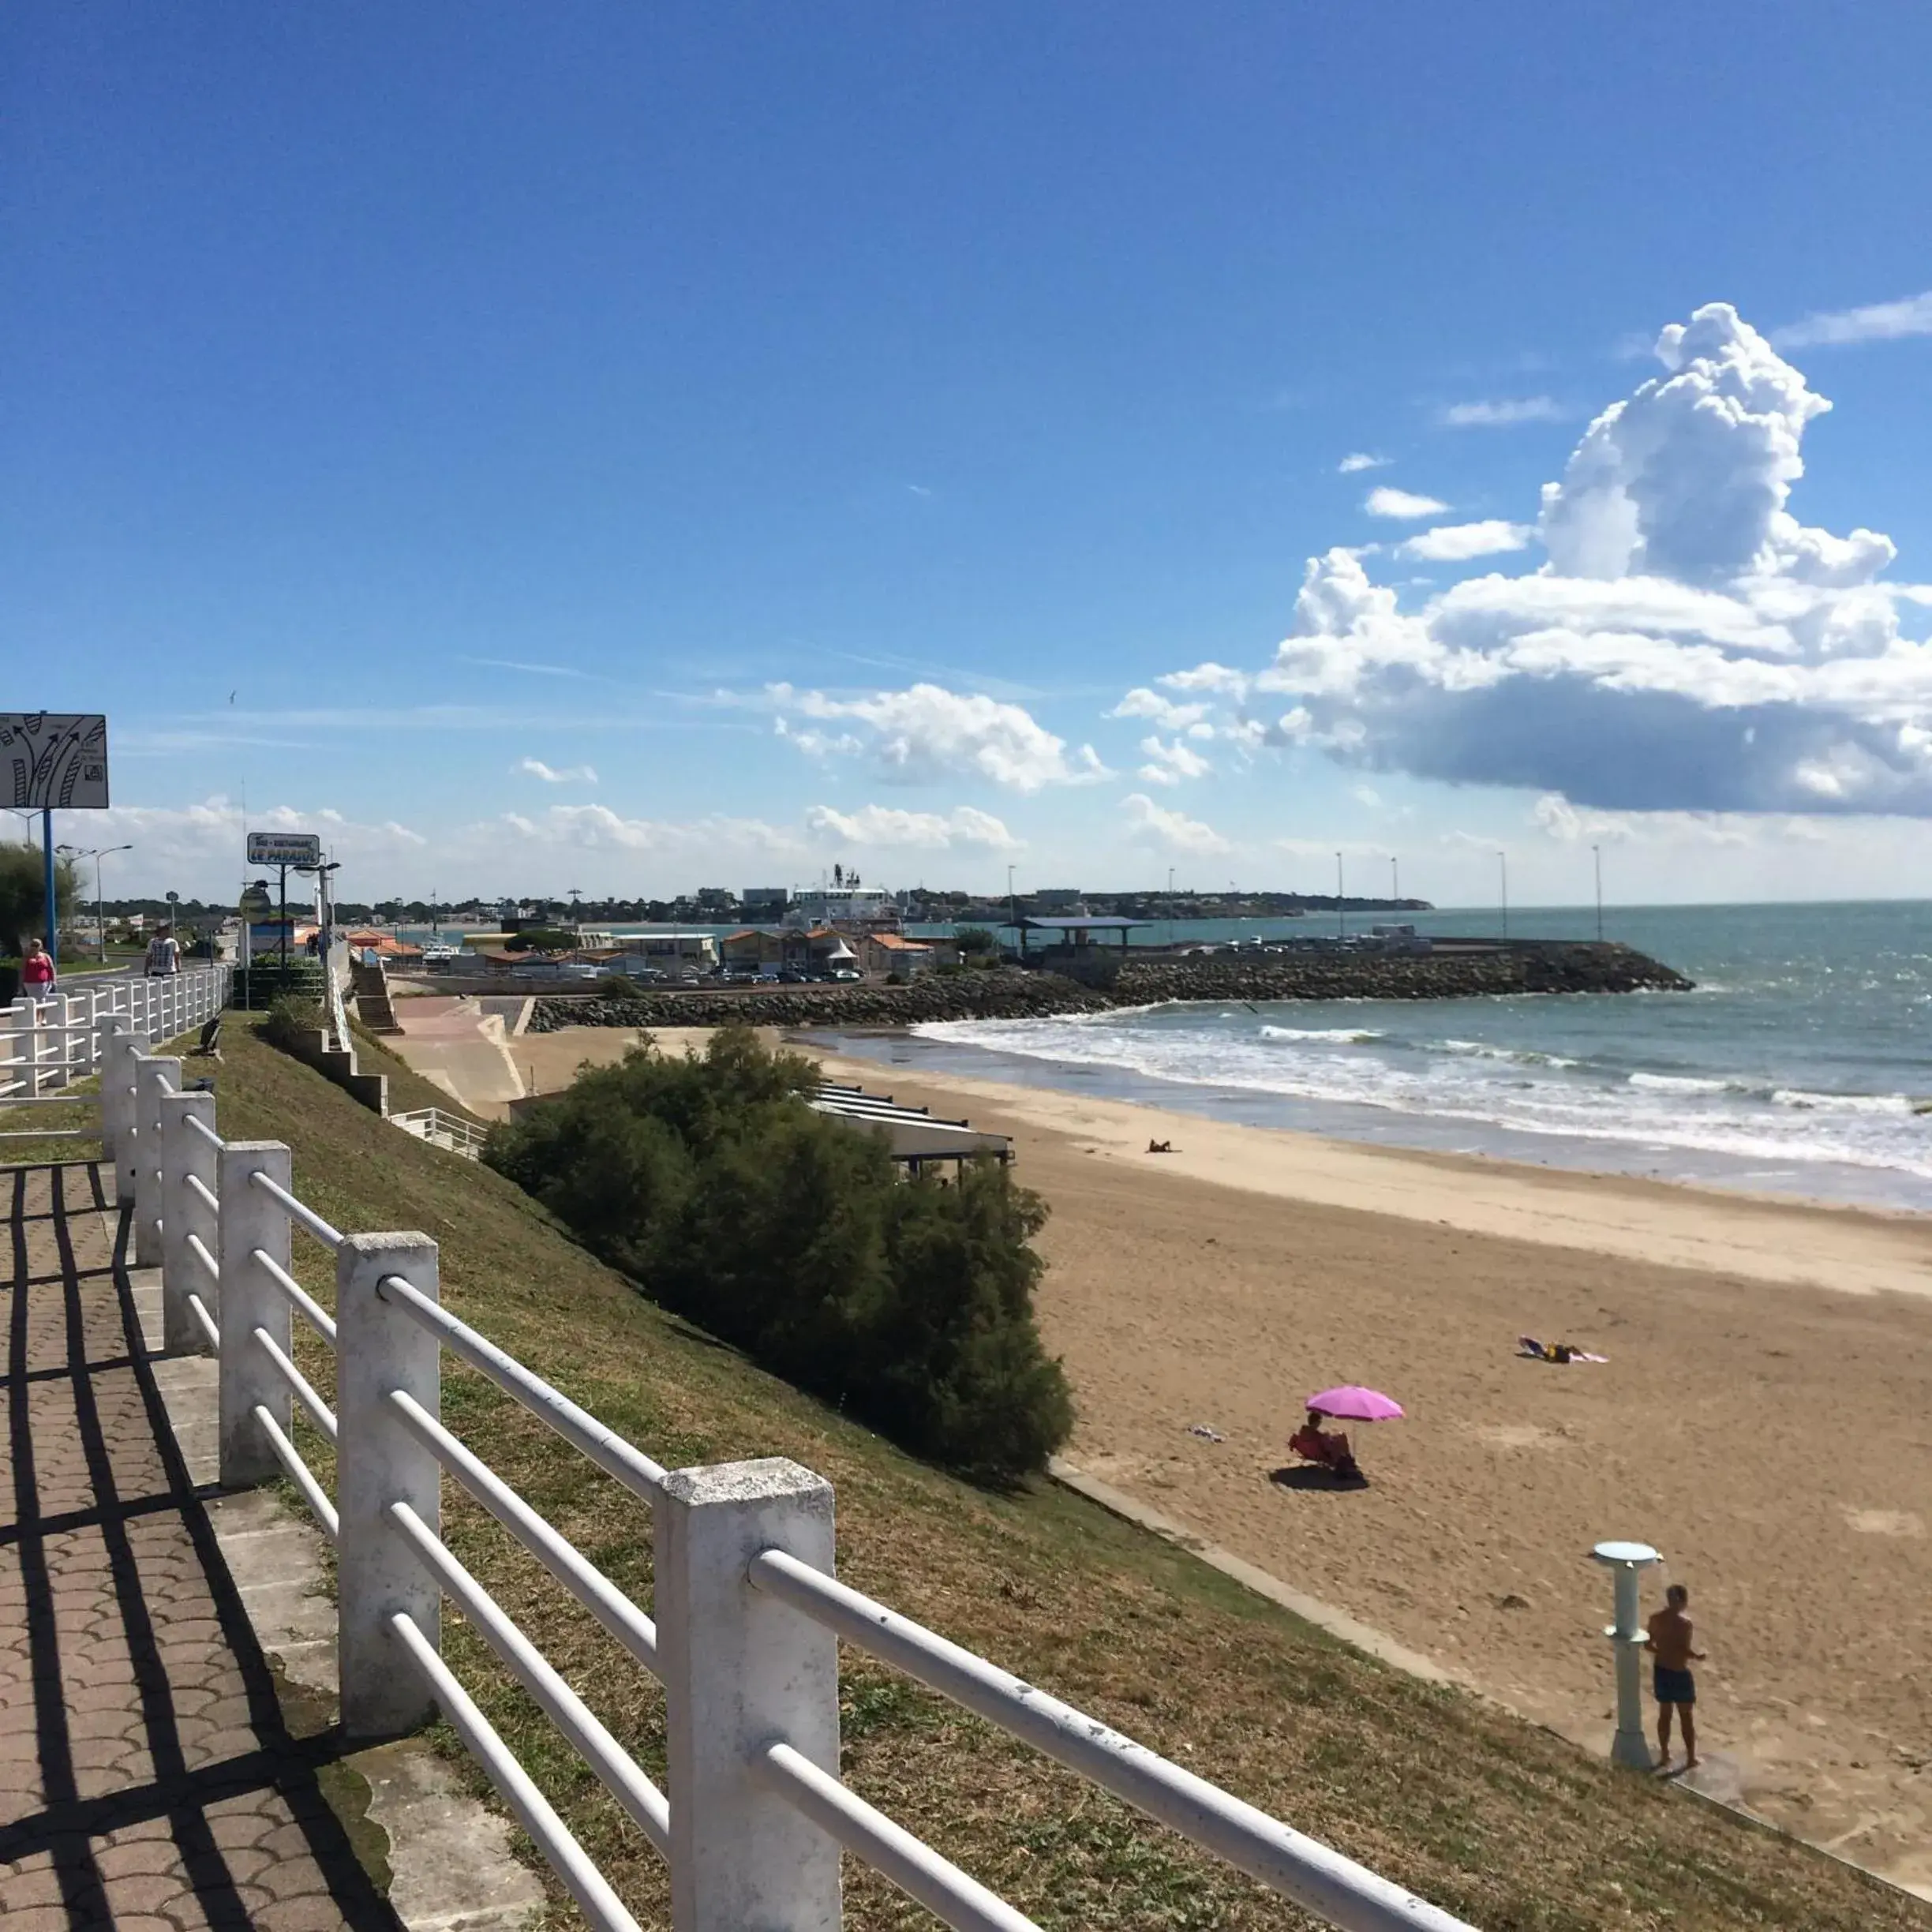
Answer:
69, 1041, 1479, 1932
391, 1106, 488, 1159
0, 965, 230, 1137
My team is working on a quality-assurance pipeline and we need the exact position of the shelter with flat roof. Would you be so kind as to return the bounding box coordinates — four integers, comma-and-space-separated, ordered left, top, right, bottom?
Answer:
1017, 914, 1152, 957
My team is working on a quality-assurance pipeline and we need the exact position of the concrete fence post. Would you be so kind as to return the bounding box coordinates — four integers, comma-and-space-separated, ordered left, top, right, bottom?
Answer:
95, 1017, 130, 1163
134, 1056, 181, 1268
160, 1092, 219, 1354
337, 1230, 442, 1738
218, 1141, 294, 1485
107, 1032, 143, 1205
657, 1458, 841, 1932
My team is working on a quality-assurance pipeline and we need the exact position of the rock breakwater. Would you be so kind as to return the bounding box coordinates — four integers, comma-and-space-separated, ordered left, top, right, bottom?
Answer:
528, 942, 1690, 1033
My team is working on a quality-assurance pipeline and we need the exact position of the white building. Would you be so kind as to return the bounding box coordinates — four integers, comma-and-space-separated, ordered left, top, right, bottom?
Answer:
786, 886, 898, 930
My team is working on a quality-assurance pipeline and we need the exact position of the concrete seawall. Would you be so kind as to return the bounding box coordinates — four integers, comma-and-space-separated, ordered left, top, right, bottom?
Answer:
527, 942, 1692, 1033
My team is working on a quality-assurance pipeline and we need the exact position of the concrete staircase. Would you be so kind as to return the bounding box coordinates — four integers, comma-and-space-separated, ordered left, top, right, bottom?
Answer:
351, 957, 403, 1034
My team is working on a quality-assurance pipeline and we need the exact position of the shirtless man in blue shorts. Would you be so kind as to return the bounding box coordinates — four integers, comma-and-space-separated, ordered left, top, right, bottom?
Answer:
1647, 1582, 1707, 1771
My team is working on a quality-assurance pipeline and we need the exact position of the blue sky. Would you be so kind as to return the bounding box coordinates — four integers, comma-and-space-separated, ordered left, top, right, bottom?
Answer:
6, 2, 1932, 905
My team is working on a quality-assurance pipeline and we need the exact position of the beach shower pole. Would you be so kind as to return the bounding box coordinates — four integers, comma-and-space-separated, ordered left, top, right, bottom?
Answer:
1335, 852, 1344, 939
1498, 851, 1508, 941
1391, 856, 1398, 906
1593, 844, 1604, 942
1590, 1541, 1662, 1769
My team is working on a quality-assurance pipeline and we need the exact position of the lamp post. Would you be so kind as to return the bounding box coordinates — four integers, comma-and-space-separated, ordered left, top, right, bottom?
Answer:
1007, 863, 1018, 956
1593, 843, 1604, 943
1335, 852, 1345, 940
58, 843, 133, 962
1499, 851, 1509, 942
1390, 856, 1398, 906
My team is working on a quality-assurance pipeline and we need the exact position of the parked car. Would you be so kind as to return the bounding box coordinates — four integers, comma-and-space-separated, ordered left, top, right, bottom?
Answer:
830, 968, 862, 983
776, 968, 810, 983
754, 968, 782, 983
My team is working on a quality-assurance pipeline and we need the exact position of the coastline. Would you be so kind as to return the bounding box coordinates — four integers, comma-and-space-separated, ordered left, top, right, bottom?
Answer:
392, 1005, 1932, 1888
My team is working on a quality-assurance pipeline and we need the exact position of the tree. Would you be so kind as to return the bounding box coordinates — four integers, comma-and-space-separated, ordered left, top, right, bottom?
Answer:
0, 843, 78, 957
485, 1027, 1073, 1484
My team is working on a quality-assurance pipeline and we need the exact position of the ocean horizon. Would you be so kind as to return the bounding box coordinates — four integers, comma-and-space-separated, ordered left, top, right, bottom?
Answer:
814, 899, 1932, 1215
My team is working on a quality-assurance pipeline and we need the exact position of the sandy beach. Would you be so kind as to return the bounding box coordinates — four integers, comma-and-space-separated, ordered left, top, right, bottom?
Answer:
400, 1007, 1932, 1891
799, 1041, 1932, 1894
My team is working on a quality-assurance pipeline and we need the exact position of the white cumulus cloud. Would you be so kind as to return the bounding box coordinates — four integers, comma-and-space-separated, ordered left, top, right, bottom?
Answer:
1400, 520, 1536, 563
1107, 687, 1210, 730
1365, 486, 1450, 519
1142, 303, 1932, 816
803, 803, 1020, 851
1121, 792, 1230, 854
1773, 290, 1932, 350
1338, 452, 1391, 474
515, 758, 598, 784
771, 682, 1109, 791
1439, 396, 1563, 428
1136, 736, 1214, 786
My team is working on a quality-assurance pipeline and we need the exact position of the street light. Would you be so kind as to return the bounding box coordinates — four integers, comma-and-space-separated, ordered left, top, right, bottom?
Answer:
58, 843, 133, 960
1335, 852, 1345, 939
1593, 843, 1604, 943
1499, 851, 1510, 942
1007, 863, 1018, 953
1390, 856, 1399, 905
5, 810, 38, 847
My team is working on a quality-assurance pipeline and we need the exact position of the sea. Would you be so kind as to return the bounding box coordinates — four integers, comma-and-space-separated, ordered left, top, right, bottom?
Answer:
818, 901, 1932, 1215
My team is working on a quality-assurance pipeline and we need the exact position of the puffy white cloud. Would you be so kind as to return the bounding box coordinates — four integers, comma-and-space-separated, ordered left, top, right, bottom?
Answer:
1140, 304, 1932, 816
772, 682, 1109, 791
1107, 687, 1210, 730
494, 805, 801, 856
1439, 396, 1563, 428
1400, 520, 1536, 562
60, 797, 429, 899
1773, 289, 1932, 350
1338, 452, 1391, 473
515, 758, 597, 784
803, 803, 1020, 851
1135, 736, 1214, 786
1121, 792, 1230, 854
1365, 486, 1450, 519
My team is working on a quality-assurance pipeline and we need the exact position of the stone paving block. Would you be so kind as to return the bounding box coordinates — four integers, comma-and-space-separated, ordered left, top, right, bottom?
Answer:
1, 1165, 406, 1932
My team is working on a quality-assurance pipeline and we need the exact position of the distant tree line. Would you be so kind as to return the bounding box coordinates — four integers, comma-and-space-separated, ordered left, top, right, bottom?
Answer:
484, 1028, 1073, 1485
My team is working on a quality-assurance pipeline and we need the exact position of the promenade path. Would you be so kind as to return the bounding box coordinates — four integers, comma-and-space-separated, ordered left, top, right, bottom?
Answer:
1, 1161, 399, 1932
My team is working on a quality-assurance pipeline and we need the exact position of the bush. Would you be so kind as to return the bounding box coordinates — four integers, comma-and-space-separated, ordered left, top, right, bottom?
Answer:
485, 1026, 1072, 1484
595, 972, 646, 1002
505, 926, 575, 953
260, 992, 327, 1050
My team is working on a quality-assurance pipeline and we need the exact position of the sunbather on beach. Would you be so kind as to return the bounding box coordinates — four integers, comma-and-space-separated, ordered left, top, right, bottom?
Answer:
1289, 1411, 1359, 1478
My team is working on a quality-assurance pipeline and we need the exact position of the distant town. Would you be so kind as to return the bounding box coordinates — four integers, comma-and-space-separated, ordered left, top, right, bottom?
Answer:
93, 882, 1433, 929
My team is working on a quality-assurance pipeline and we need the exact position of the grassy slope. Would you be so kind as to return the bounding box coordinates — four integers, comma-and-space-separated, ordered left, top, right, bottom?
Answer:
200, 1022, 1923, 1932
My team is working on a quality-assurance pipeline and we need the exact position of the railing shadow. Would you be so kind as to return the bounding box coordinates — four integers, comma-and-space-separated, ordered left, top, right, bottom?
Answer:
0, 1161, 402, 1929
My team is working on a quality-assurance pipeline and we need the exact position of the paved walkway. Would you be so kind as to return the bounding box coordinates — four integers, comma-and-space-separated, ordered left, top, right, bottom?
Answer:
1, 1162, 400, 1931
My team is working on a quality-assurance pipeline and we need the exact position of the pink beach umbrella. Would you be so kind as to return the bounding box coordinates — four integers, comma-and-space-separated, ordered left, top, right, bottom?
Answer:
1305, 1385, 1405, 1423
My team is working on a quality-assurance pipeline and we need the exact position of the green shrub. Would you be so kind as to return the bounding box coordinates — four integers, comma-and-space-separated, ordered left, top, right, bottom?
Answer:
594, 972, 646, 1001
504, 926, 575, 953
954, 925, 998, 955
485, 1026, 1072, 1484
260, 992, 327, 1050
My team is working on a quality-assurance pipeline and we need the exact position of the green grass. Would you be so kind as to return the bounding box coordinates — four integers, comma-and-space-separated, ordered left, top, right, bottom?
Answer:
117, 1022, 1932, 1930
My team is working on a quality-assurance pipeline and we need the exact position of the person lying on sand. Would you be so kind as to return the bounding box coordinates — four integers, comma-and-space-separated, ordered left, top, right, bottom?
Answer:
1517, 1335, 1608, 1364
1288, 1411, 1360, 1479
1147, 1139, 1174, 1153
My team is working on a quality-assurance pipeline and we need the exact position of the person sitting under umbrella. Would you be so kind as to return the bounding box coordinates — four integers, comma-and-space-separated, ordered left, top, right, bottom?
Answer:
1288, 1410, 1360, 1479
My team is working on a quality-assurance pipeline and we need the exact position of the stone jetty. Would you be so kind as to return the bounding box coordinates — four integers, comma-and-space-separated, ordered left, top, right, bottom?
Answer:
528, 942, 1691, 1033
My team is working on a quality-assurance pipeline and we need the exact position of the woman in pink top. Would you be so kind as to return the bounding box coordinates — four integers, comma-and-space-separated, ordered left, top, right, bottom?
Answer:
21, 937, 56, 1004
